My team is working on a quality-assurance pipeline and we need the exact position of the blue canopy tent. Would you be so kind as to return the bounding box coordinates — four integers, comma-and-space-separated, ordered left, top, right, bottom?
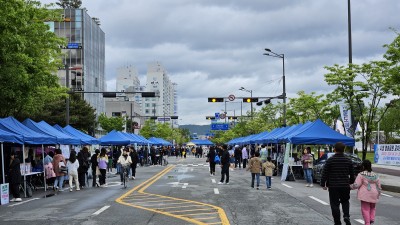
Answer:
22, 119, 81, 145
120, 132, 150, 145
0, 117, 56, 145
99, 130, 134, 145
54, 124, 99, 145
287, 119, 355, 146
0, 129, 24, 183
131, 134, 154, 145
248, 131, 269, 144
190, 139, 213, 146
148, 137, 172, 146
252, 127, 287, 144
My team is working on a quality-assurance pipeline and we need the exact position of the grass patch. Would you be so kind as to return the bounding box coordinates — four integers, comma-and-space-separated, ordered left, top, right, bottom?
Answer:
357, 151, 375, 163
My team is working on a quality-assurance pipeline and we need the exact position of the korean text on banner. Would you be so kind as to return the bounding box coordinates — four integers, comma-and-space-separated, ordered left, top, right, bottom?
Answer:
339, 104, 353, 137
374, 144, 400, 166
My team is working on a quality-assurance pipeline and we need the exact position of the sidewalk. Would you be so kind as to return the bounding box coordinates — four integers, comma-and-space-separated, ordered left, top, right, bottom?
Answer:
373, 164, 400, 193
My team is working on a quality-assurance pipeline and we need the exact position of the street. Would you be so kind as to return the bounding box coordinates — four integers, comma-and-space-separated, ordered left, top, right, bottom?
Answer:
1, 156, 399, 225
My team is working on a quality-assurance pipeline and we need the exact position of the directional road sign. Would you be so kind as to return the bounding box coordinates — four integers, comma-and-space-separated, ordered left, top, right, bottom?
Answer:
211, 123, 229, 130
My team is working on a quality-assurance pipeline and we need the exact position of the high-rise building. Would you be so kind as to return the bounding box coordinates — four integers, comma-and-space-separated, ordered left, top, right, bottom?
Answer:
48, 8, 106, 116
144, 62, 176, 123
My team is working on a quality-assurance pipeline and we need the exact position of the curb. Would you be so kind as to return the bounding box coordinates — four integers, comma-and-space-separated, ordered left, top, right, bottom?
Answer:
382, 184, 400, 193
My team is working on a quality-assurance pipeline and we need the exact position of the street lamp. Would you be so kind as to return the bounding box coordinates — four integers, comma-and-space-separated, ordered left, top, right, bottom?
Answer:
239, 87, 253, 119
264, 48, 286, 127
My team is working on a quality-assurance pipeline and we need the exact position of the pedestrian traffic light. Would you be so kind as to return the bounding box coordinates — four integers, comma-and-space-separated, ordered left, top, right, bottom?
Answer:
206, 116, 216, 120
208, 98, 224, 102
243, 98, 258, 102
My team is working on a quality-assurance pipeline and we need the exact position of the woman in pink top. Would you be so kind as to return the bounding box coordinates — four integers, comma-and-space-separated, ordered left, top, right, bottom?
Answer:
350, 160, 382, 225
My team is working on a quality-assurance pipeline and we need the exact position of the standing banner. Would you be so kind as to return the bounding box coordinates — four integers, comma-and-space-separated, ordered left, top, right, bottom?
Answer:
1, 183, 9, 205
374, 144, 400, 165
280, 143, 291, 181
339, 104, 353, 137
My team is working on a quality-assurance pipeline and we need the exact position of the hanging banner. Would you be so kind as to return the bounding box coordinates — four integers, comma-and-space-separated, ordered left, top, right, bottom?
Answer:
339, 104, 353, 137
281, 143, 291, 181
374, 144, 400, 165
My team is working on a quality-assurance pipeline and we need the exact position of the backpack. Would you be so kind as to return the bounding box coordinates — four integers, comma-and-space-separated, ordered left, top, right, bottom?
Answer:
214, 155, 221, 164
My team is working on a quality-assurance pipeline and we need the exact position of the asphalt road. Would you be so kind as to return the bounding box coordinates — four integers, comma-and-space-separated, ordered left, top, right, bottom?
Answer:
1, 156, 399, 225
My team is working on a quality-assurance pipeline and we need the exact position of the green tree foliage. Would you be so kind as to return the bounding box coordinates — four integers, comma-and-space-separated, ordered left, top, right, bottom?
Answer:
383, 29, 400, 95
377, 100, 400, 143
98, 113, 125, 132
56, 0, 82, 9
0, 0, 66, 118
139, 120, 189, 145
29, 93, 96, 133
324, 61, 395, 160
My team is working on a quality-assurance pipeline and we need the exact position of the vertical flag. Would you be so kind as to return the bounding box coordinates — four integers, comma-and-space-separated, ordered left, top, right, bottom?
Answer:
339, 104, 353, 137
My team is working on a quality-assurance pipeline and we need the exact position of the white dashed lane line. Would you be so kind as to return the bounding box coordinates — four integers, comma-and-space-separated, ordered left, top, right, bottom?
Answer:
214, 188, 220, 194
281, 183, 293, 189
354, 219, 364, 224
211, 179, 216, 184
308, 196, 329, 205
8, 198, 40, 207
381, 193, 393, 198
92, 205, 110, 216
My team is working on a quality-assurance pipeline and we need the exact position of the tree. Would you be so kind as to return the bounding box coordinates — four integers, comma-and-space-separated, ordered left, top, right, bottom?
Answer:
0, 0, 66, 118
383, 29, 400, 95
56, 0, 82, 9
27, 93, 96, 133
98, 113, 125, 132
324, 61, 395, 160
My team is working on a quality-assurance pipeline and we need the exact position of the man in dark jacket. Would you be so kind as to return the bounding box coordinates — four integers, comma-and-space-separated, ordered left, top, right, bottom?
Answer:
91, 149, 100, 187
218, 145, 230, 185
320, 142, 354, 225
234, 145, 242, 169
129, 147, 139, 179
9, 151, 22, 202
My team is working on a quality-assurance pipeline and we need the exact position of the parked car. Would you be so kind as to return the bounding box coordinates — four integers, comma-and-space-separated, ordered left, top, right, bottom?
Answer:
313, 153, 362, 183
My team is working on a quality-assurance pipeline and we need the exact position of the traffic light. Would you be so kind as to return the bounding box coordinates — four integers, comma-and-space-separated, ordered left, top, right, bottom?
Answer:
141, 92, 156, 97
264, 99, 271, 104
229, 116, 238, 120
206, 116, 216, 120
208, 98, 224, 102
171, 116, 178, 119
103, 92, 117, 98
150, 116, 158, 120
243, 98, 258, 102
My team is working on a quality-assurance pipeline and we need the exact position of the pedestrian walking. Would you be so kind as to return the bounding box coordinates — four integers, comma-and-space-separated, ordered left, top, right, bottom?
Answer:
53, 148, 67, 192
247, 151, 262, 189
67, 151, 80, 191
129, 147, 139, 179
242, 146, 249, 169
262, 156, 275, 190
97, 148, 108, 187
302, 147, 314, 187
218, 145, 230, 185
234, 145, 242, 169
8, 151, 22, 202
320, 142, 355, 225
259, 145, 268, 163
350, 160, 381, 225
77, 148, 89, 189
91, 149, 100, 187
207, 146, 216, 176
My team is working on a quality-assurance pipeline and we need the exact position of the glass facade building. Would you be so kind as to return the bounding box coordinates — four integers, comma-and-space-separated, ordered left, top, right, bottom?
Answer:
50, 8, 106, 115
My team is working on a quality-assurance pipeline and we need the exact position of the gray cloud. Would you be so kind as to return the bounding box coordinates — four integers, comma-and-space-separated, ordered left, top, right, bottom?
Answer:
40, 0, 400, 125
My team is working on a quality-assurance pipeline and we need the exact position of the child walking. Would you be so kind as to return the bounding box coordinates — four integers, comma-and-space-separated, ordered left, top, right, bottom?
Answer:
350, 160, 381, 225
262, 156, 276, 190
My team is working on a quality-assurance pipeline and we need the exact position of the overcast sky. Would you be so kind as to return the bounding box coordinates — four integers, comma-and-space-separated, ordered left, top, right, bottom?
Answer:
40, 0, 400, 125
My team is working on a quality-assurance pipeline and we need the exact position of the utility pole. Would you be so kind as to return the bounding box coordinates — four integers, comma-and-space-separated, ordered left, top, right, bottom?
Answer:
65, 64, 70, 125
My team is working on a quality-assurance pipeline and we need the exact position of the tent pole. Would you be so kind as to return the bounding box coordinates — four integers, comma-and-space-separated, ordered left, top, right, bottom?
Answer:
1, 143, 4, 184
42, 144, 46, 196
23, 144, 26, 198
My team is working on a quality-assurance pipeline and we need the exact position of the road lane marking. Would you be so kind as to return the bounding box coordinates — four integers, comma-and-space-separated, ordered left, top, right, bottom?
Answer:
8, 198, 40, 207
381, 193, 393, 197
211, 179, 216, 183
116, 166, 230, 225
214, 188, 220, 194
354, 219, 364, 224
182, 183, 188, 189
92, 205, 110, 215
308, 196, 329, 205
281, 183, 293, 188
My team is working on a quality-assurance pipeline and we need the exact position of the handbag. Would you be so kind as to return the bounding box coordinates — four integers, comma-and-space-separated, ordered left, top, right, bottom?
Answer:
206, 158, 210, 163
59, 161, 67, 173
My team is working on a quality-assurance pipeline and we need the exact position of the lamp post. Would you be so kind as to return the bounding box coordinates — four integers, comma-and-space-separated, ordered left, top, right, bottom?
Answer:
348, 0, 352, 65
264, 48, 286, 127
239, 87, 253, 119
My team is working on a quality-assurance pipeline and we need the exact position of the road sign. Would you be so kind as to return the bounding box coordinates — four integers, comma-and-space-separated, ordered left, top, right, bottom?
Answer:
211, 123, 229, 130
215, 112, 220, 119
228, 94, 235, 101
220, 113, 226, 119
157, 117, 171, 122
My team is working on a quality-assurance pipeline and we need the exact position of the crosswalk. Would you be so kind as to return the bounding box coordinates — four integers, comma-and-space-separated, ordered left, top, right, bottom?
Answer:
175, 163, 210, 167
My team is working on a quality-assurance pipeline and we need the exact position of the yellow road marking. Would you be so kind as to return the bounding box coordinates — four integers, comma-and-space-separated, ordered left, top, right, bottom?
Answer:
167, 208, 215, 213
178, 212, 218, 216
116, 165, 230, 225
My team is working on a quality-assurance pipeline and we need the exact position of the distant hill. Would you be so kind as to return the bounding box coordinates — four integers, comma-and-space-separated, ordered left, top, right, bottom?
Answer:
179, 125, 211, 135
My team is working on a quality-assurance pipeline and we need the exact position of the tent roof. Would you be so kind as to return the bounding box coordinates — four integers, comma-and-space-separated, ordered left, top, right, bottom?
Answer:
99, 130, 133, 145
288, 119, 355, 146
190, 139, 213, 145
0, 127, 24, 144
22, 119, 81, 145
60, 125, 99, 145
148, 137, 172, 146
0, 117, 56, 144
